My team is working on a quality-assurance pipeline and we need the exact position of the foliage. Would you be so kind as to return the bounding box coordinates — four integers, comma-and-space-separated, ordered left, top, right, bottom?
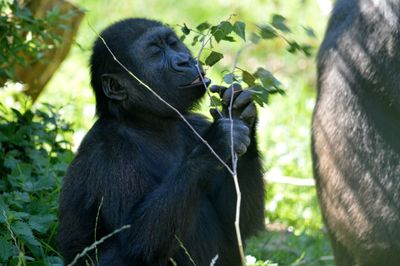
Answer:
246, 230, 334, 266
0, 103, 73, 264
178, 14, 315, 108
0, 0, 76, 82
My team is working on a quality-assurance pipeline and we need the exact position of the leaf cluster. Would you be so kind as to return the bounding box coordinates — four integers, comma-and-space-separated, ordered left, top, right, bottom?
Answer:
179, 14, 314, 107
222, 67, 285, 107
255, 14, 315, 56
180, 19, 246, 67
0, 1, 79, 83
0, 103, 73, 264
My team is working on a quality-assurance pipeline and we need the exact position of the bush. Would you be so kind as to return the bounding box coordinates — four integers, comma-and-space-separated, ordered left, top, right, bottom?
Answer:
0, 1, 63, 81
0, 103, 73, 265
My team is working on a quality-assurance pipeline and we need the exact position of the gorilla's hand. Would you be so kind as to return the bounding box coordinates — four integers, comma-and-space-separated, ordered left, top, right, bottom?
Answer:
210, 83, 257, 128
205, 118, 250, 159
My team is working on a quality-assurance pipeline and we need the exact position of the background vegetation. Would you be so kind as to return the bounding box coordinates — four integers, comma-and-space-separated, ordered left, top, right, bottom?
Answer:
1, 0, 335, 265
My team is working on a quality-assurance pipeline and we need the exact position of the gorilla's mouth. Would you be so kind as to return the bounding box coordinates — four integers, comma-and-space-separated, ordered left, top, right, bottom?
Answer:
180, 74, 211, 89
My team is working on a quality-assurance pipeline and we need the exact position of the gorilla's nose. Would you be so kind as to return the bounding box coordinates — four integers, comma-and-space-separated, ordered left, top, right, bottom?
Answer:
172, 52, 191, 71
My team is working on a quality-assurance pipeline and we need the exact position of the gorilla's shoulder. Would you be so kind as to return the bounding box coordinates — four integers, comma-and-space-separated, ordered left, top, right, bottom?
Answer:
77, 118, 139, 155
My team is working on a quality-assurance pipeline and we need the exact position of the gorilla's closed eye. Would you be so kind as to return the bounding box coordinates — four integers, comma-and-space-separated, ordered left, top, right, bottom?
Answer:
148, 44, 162, 55
167, 35, 179, 47
168, 39, 178, 46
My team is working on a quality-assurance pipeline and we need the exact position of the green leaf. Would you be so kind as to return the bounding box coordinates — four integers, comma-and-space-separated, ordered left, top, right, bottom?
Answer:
181, 24, 190, 35
4, 153, 19, 169
250, 33, 261, 44
210, 96, 222, 108
196, 22, 210, 31
29, 214, 56, 234
259, 25, 277, 39
219, 21, 233, 34
233, 21, 246, 41
191, 35, 199, 46
223, 73, 237, 84
271, 14, 291, 32
11, 221, 41, 247
9, 211, 30, 220
205, 51, 223, 66
242, 70, 256, 86
301, 44, 313, 57
302, 26, 316, 38
0, 198, 8, 223
287, 41, 301, 54
254, 67, 284, 95
0, 236, 14, 261
211, 21, 233, 42
222, 35, 235, 42
11, 221, 34, 238
250, 85, 269, 107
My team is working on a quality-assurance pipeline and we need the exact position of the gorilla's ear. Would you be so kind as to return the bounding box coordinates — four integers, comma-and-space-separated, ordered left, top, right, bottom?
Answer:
101, 74, 128, 101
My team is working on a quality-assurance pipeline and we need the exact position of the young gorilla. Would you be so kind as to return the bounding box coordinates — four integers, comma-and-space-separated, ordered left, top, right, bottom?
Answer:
57, 18, 265, 265
313, 0, 400, 265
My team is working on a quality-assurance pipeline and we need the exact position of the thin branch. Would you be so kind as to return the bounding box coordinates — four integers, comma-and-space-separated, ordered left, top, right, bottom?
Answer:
228, 84, 245, 265
195, 29, 223, 118
265, 174, 315, 186
210, 254, 219, 266
94, 197, 104, 264
175, 235, 196, 266
170, 258, 178, 266
67, 225, 131, 266
3, 210, 26, 266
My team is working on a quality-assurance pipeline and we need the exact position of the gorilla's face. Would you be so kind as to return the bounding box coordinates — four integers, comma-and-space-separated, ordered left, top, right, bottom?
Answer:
94, 20, 211, 118
127, 26, 210, 112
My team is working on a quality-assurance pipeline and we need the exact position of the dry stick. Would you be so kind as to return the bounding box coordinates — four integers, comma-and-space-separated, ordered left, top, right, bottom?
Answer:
228, 88, 245, 265
94, 197, 104, 264
195, 29, 223, 118
67, 225, 131, 266
210, 254, 220, 266
169, 258, 178, 266
226, 44, 252, 266
175, 235, 196, 266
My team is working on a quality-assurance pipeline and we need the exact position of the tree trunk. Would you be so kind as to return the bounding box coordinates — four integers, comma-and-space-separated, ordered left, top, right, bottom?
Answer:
16, 0, 84, 102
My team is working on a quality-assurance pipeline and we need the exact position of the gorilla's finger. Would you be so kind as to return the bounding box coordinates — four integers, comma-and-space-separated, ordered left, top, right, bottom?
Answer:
240, 103, 257, 123
222, 84, 242, 105
233, 90, 253, 109
209, 108, 220, 121
235, 143, 248, 156
210, 85, 227, 96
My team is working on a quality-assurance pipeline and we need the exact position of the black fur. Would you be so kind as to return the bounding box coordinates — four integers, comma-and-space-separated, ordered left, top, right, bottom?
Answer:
57, 18, 265, 265
312, 1, 400, 265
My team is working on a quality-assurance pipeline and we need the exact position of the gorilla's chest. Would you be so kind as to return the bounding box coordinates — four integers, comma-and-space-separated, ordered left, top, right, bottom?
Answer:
138, 137, 190, 183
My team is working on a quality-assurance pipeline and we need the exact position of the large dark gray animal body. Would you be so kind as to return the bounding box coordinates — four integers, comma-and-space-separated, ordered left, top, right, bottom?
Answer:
57, 18, 265, 266
312, 0, 400, 265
